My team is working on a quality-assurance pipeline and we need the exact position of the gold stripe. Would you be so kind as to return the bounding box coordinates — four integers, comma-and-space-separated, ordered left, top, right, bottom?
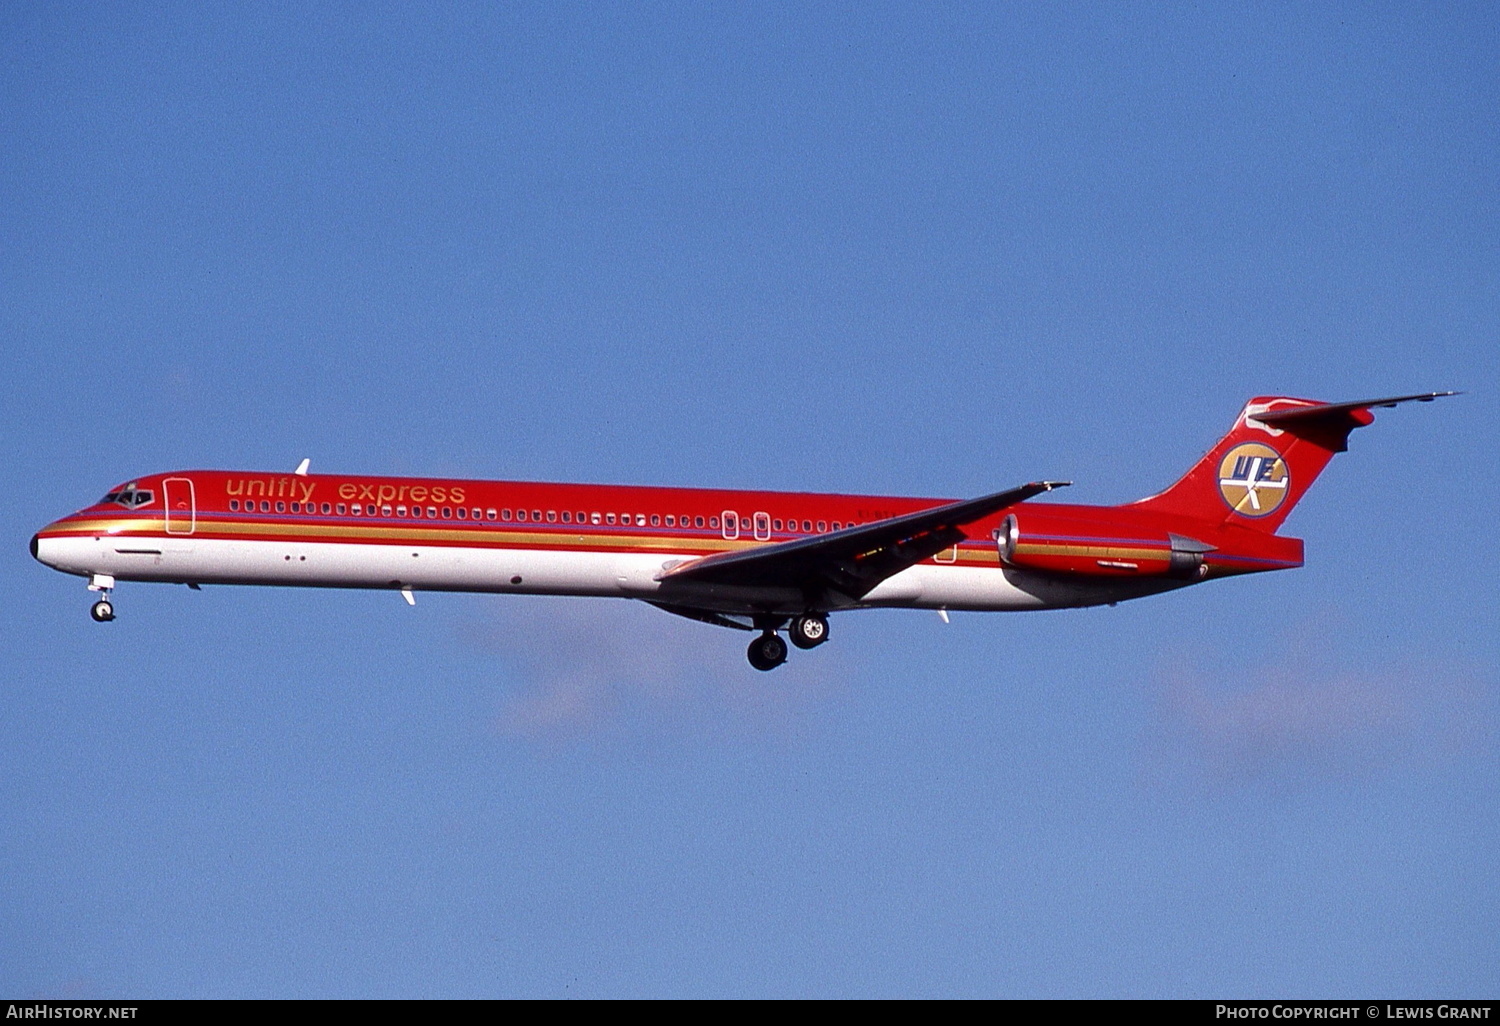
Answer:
54, 516, 1009, 564
1017, 543, 1169, 561
57, 517, 765, 554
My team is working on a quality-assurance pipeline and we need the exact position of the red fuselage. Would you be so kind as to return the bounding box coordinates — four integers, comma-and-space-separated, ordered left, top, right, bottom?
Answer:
32, 468, 1301, 615
37, 393, 1447, 667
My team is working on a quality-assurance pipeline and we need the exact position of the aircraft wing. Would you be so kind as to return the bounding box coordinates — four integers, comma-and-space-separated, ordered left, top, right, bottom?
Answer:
656, 480, 1068, 601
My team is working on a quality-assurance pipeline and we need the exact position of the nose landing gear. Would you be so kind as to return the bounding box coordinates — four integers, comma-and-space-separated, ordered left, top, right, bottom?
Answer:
87, 573, 116, 623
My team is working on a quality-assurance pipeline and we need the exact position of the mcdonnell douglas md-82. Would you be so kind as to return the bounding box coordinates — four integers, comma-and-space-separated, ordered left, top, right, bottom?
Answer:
32, 393, 1453, 670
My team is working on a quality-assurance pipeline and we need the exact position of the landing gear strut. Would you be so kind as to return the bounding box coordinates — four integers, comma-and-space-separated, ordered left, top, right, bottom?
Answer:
789, 613, 829, 649
747, 632, 788, 671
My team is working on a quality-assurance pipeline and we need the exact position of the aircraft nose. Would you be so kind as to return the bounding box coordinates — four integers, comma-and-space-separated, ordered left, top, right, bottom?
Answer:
31, 527, 62, 567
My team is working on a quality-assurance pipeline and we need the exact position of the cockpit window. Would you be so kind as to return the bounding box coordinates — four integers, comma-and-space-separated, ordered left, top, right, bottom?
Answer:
103, 484, 154, 509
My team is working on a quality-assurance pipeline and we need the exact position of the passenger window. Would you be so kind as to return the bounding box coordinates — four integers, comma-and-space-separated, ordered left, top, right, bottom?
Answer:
457, 507, 467, 519
650, 514, 660, 527
322, 503, 331, 514
337, 504, 346, 515
591, 512, 601, 524
665, 515, 675, 526
577, 512, 586, 523
695, 516, 705, 528
230, 500, 239, 511
831, 522, 840, 531
381, 505, 392, 516
802, 520, 811, 532
561, 511, 572, 523
635, 514, 645, 526
773, 519, 782, 531
817, 521, 826, 532
274, 501, 284, 513
547, 511, 556, 522
442, 507, 452, 518
606, 513, 616, 525
709, 516, 719, 528
397, 505, 407, 516
411, 506, 422, 518
487, 509, 497, 520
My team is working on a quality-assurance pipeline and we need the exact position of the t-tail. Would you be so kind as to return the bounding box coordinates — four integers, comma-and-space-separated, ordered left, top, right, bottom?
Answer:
1128, 392, 1457, 533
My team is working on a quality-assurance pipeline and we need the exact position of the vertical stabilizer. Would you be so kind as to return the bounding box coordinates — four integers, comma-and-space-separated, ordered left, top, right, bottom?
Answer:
1129, 393, 1454, 533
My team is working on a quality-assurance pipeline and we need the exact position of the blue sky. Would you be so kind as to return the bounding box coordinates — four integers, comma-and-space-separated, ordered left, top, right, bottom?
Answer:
3, 2, 1496, 997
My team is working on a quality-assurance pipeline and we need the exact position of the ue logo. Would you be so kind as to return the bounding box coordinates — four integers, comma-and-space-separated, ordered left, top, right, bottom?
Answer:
1218, 442, 1289, 517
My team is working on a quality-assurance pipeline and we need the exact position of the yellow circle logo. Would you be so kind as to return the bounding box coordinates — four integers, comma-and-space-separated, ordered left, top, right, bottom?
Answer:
1218, 442, 1289, 517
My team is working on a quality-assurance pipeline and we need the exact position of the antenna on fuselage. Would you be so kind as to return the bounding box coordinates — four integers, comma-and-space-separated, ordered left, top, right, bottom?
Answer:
293, 458, 310, 476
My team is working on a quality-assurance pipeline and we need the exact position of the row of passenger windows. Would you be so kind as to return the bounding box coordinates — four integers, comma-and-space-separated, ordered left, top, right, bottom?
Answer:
226, 498, 853, 534
231, 499, 485, 519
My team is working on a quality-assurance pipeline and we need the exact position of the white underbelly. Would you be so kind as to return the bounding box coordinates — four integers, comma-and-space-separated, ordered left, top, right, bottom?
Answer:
39, 536, 1170, 611
40, 535, 692, 598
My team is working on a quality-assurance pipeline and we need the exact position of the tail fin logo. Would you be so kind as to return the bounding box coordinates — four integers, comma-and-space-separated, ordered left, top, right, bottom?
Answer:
1218, 443, 1289, 517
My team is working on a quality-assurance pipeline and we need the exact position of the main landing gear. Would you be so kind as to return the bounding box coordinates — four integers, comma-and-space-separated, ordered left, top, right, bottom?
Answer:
789, 613, 829, 650
745, 614, 829, 671
87, 572, 115, 622
747, 632, 788, 671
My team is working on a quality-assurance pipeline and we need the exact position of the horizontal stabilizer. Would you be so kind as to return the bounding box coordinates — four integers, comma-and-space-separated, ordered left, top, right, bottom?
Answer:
1255, 391, 1457, 426
1253, 391, 1459, 453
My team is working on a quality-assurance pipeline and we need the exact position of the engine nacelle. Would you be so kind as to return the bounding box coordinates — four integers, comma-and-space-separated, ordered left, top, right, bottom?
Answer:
996, 514, 1212, 580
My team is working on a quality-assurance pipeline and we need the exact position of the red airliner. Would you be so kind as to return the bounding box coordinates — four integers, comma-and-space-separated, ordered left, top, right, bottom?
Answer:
32, 393, 1452, 669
